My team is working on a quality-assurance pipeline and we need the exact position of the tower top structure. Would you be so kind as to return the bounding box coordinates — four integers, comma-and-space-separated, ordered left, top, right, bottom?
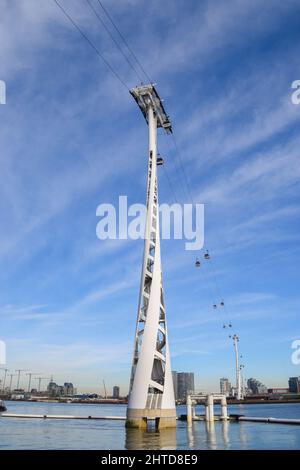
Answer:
130, 84, 172, 133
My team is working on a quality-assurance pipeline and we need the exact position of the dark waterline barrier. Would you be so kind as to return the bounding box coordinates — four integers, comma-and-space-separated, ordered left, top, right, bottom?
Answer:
237, 416, 300, 425
2, 413, 300, 425
1, 413, 126, 420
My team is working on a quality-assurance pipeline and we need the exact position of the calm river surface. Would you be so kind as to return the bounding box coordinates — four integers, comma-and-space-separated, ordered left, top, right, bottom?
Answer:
1, 401, 300, 450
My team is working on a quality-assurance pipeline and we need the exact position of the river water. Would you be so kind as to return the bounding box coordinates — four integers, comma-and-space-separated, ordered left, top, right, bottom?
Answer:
0, 401, 300, 450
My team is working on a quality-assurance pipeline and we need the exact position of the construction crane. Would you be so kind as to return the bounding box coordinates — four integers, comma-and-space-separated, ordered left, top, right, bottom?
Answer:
15, 369, 29, 389
0, 368, 9, 393
34, 377, 51, 393
26, 372, 42, 393
8, 373, 17, 392
103, 380, 107, 399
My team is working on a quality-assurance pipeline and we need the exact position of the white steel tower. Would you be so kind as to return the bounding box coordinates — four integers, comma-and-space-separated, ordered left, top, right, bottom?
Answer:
232, 334, 242, 400
240, 364, 245, 399
126, 85, 176, 429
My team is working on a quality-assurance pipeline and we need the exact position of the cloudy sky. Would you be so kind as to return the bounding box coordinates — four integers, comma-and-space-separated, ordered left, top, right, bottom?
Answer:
0, 0, 300, 394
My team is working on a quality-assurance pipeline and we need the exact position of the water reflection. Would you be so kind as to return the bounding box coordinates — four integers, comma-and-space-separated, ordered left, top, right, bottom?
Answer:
238, 422, 248, 447
187, 423, 195, 448
205, 422, 217, 449
2, 402, 300, 450
125, 427, 177, 450
221, 420, 229, 448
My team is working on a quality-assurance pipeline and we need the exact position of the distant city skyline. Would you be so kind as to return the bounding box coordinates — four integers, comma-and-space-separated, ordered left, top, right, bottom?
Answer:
1, 369, 297, 397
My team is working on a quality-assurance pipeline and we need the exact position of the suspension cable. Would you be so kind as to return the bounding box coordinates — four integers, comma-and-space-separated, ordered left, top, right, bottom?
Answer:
53, 0, 129, 91
162, 165, 179, 204
171, 133, 195, 205
96, 0, 153, 84
163, 133, 191, 203
85, 0, 144, 83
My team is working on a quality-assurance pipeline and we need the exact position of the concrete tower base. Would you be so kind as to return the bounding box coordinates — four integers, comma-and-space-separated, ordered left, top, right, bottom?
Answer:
126, 408, 177, 429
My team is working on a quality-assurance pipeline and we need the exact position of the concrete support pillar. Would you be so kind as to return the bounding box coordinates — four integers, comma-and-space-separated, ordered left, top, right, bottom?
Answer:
207, 394, 214, 422
221, 395, 228, 420
126, 412, 177, 429
187, 395, 193, 425
205, 402, 210, 422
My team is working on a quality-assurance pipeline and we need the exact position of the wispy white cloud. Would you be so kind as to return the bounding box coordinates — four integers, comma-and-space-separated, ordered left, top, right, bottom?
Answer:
227, 292, 277, 306
197, 134, 300, 206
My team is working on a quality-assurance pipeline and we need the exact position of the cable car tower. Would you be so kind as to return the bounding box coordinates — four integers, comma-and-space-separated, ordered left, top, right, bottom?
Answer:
232, 334, 242, 400
126, 85, 176, 429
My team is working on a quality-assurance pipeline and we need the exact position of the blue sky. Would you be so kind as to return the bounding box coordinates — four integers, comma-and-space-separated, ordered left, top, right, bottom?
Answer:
0, 0, 300, 394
